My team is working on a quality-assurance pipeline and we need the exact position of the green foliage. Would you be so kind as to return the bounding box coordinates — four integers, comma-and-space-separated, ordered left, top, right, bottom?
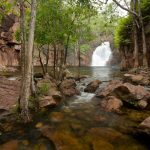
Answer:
114, 16, 132, 48
38, 83, 50, 95
0, 0, 18, 23
15, 29, 20, 42
141, 0, 150, 21
80, 44, 90, 54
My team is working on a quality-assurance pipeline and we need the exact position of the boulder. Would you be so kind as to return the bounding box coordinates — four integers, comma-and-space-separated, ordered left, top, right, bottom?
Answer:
97, 80, 150, 109
37, 78, 62, 101
60, 79, 80, 97
96, 80, 122, 98
100, 96, 123, 113
84, 80, 101, 93
39, 96, 57, 108
124, 73, 150, 86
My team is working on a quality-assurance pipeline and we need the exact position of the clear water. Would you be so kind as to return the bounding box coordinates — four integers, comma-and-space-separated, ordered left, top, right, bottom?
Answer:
0, 66, 149, 150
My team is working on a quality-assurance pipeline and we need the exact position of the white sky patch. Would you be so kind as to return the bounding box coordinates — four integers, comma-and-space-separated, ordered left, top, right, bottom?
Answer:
93, 0, 129, 17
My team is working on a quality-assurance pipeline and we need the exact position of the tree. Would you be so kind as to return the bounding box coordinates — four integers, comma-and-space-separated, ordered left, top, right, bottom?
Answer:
19, 0, 37, 122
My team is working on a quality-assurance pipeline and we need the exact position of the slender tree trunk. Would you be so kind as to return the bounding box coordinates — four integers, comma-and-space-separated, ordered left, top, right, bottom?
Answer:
19, 0, 37, 122
19, 0, 26, 74
138, 0, 148, 67
38, 48, 45, 75
133, 23, 139, 68
53, 44, 56, 78
19, 0, 26, 110
77, 40, 80, 80
132, 0, 139, 68
64, 35, 70, 65
45, 45, 50, 73
31, 45, 36, 95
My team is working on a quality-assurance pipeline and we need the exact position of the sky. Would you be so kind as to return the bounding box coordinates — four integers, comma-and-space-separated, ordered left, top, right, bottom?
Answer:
94, 0, 129, 16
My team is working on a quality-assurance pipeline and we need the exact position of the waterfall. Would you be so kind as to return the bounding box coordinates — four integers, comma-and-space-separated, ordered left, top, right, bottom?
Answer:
91, 41, 112, 66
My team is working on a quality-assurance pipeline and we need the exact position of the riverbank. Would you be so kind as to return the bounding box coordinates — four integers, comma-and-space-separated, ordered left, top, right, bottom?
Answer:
0, 66, 150, 149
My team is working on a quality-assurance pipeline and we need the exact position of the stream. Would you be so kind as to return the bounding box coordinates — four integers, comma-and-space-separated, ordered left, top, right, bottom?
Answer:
0, 66, 150, 150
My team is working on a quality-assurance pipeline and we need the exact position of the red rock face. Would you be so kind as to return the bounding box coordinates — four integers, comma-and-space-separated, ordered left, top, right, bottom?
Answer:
0, 14, 20, 67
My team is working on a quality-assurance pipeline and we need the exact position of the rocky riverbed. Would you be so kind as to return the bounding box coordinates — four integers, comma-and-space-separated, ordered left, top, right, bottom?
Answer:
0, 66, 150, 149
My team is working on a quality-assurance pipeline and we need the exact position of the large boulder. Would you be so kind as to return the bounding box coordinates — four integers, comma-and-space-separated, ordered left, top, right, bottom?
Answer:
39, 96, 57, 108
124, 73, 150, 86
97, 80, 150, 109
60, 79, 80, 97
37, 78, 62, 100
84, 80, 101, 93
100, 96, 123, 113
37, 77, 62, 107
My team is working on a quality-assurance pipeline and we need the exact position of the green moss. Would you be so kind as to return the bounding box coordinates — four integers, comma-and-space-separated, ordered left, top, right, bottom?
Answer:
38, 83, 50, 95
114, 16, 132, 48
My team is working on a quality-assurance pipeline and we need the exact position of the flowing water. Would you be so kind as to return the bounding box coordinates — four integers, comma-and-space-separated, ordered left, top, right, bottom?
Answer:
0, 66, 150, 150
91, 42, 112, 66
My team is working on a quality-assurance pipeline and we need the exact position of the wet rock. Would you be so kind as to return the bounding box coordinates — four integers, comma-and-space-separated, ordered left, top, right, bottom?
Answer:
92, 140, 114, 150
126, 109, 149, 122
96, 80, 123, 98
40, 126, 84, 150
94, 115, 107, 122
35, 122, 44, 128
49, 112, 64, 123
60, 79, 80, 97
100, 96, 123, 113
97, 80, 150, 109
137, 117, 150, 136
0, 140, 18, 150
137, 100, 148, 109
84, 80, 101, 93
89, 127, 123, 142
22, 140, 29, 146
39, 96, 57, 108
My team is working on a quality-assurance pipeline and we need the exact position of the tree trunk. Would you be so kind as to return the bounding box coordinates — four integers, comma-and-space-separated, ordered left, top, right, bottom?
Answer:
133, 23, 139, 68
31, 45, 36, 95
53, 44, 56, 78
64, 35, 70, 65
138, 0, 148, 67
132, 0, 139, 68
77, 40, 80, 80
19, 0, 26, 111
45, 45, 50, 73
19, 0, 26, 74
19, 0, 37, 122
38, 47, 46, 75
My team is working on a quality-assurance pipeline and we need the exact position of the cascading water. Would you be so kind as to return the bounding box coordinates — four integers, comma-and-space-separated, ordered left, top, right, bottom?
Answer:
91, 41, 112, 66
